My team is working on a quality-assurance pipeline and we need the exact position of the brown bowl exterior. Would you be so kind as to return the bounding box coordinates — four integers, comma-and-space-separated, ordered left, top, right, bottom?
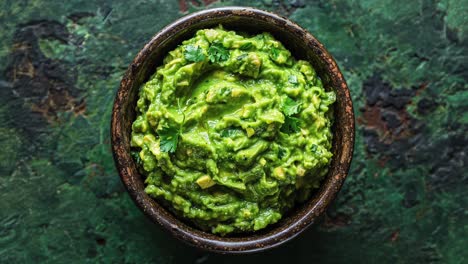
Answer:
111, 6, 354, 253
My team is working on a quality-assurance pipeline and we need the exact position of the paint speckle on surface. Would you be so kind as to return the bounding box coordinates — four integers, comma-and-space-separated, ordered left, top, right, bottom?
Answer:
0, 0, 466, 263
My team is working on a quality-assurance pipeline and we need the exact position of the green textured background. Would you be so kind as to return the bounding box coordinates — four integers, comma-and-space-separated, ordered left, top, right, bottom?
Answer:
1, 0, 467, 263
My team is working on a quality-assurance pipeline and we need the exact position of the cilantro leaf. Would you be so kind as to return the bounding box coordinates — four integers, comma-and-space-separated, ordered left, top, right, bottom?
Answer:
310, 144, 322, 154
288, 75, 298, 84
184, 45, 205, 62
208, 42, 230, 63
282, 97, 302, 116
281, 116, 300, 133
219, 87, 231, 97
310, 144, 318, 153
270, 47, 280, 59
239, 42, 253, 50
220, 128, 239, 138
280, 97, 302, 134
159, 125, 181, 153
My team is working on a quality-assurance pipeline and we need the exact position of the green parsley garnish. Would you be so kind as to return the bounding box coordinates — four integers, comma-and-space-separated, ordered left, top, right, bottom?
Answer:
280, 97, 301, 133
310, 144, 318, 153
270, 47, 280, 59
208, 42, 230, 63
159, 99, 184, 153
282, 97, 302, 116
239, 42, 253, 50
184, 45, 205, 62
220, 128, 239, 138
281, 116, 300, 133
159, 125, 181, 153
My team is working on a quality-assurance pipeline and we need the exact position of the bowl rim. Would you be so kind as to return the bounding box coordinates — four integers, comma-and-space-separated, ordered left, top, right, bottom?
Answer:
111, 6, 354, 253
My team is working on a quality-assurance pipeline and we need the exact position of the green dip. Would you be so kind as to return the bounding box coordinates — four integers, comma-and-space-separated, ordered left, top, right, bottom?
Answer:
131, 27, 335, 235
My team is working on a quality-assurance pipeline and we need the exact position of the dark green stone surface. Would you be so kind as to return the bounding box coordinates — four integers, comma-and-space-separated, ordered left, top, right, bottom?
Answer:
1, 0, 467, 263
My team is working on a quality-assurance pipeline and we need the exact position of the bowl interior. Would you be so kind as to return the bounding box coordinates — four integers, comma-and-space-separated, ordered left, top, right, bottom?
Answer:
112, 7, 354, 253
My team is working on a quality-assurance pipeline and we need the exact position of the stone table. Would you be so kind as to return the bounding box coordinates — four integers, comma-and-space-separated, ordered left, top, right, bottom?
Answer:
1, 0, 466, 263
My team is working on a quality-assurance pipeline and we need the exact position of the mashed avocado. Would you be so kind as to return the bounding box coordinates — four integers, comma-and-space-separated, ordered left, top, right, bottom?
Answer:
131, 27, 335, 235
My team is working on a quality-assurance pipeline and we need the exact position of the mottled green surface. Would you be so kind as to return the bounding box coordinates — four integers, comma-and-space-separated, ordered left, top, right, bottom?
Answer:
0, 0, 467, 263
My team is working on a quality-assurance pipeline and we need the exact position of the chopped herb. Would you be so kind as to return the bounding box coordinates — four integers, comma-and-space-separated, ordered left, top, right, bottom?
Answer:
184, 45, 205, 62
159, 124, 181, 153
278, 147, 286, 159
239, 42, 253, 50
220, 128, 239, 138
270, 47, 280, 59
236, 54, 248, 60
311, 144, 322, 154
281, 116, 300, 133
208, 42, 230, 63
310, 144, 318, 153
282, 97, 302, 116
280, 97, 302, 134
219, 87, 231, 97
288, 75, 298, 84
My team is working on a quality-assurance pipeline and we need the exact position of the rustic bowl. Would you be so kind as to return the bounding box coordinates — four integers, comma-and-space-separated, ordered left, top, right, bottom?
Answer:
111, 6, 354, 253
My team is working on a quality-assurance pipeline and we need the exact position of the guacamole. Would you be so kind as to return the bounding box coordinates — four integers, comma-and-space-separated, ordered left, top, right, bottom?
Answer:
131, 27, 335, 235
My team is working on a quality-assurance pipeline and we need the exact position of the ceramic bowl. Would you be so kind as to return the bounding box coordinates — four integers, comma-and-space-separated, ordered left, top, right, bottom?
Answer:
111, 6, 354, 253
